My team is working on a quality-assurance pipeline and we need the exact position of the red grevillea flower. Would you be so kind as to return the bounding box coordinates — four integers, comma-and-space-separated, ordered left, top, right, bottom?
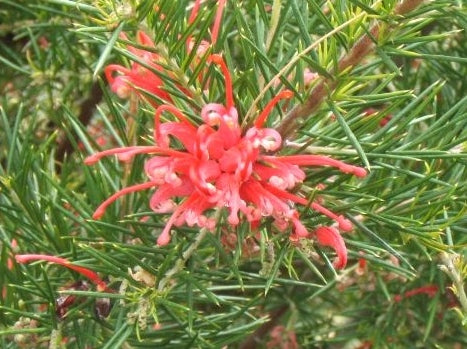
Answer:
105, 31, 171, 105
106, 2, 226, 103
86, 54, 367, 269
188, 0, 226, 50
15, 254, 109, 292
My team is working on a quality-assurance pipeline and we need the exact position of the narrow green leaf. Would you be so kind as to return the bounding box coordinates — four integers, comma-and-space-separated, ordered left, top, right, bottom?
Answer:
101, 322, 133, 349
328, 101, 370, 169
93, 22, 125, 78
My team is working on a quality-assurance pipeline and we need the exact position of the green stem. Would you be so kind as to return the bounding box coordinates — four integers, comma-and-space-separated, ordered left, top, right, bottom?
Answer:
440, 252, 467, 315
157, 228, 209, 291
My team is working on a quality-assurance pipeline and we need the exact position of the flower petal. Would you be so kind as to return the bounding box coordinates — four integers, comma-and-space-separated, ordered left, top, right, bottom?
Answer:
315, 226, 348, 269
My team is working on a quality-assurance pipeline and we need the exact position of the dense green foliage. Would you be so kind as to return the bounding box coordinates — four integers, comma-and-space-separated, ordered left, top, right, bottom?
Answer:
0, 1, 466, 348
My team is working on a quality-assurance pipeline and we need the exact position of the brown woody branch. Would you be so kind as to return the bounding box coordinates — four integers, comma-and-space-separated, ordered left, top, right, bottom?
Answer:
276, 0, 425, 139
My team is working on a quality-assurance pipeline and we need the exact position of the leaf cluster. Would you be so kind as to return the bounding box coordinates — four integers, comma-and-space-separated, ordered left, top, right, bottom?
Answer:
0, 0, 466, 348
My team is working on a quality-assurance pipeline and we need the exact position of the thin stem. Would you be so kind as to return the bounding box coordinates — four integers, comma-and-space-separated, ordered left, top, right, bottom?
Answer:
440, 252, 467, 315
157, 228, 209, 291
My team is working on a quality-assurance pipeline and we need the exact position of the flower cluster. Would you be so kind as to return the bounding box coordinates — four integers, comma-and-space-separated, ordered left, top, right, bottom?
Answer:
84, 0, 368, 269
105, 0, 226, 106
86, 49, 367, 268
105, 31, 171, 104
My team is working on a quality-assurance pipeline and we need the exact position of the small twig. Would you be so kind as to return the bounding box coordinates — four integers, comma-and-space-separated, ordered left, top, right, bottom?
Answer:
48, 323, 62, 349
157, 228, 209, 291
440, 252, 467, 315
276, 0, 425, 139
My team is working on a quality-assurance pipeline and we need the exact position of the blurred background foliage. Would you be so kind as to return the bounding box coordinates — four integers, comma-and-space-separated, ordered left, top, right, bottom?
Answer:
0, 0, 466, 348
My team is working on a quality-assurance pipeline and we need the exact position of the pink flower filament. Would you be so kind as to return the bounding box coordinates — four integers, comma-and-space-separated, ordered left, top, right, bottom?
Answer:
15, 254, 109, 292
